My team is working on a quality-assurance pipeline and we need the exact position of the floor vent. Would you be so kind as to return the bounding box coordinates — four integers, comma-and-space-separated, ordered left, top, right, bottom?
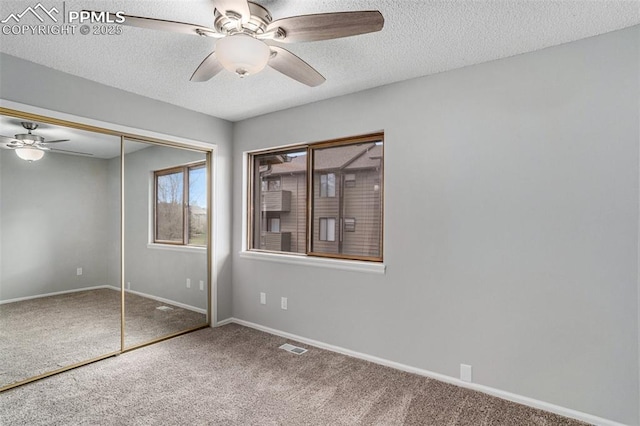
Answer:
156, 306, 174, 311
279, 343, 308, 355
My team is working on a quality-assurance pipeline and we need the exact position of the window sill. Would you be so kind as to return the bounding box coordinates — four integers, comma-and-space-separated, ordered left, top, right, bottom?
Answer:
147, 243, 207, 254
239, 250, 386, 274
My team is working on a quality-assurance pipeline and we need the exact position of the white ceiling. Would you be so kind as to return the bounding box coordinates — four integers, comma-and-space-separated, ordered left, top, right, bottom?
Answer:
1, 1, 639, 122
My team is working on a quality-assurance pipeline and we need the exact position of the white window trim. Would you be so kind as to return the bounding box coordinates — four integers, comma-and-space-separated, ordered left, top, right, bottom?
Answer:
147, 243, 206, 254
241, 151, 385, 275
239, 250, 385, 274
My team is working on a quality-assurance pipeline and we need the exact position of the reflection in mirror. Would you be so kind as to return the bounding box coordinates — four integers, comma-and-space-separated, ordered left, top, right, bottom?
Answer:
0, 115, 121, 388
123, 139, 208, 348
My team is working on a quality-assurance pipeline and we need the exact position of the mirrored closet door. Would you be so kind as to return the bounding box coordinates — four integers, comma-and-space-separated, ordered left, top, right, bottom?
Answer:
0, 110, 211, 391
0, 116, 122, 388
123, 138, 209, 349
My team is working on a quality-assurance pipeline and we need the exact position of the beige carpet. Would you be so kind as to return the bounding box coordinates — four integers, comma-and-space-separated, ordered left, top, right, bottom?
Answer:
0, 288, 206, 388
0, 324, 586, 425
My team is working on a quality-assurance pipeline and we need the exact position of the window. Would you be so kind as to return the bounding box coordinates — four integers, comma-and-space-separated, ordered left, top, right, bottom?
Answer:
248, 132, 383, 262
319, 218, 336, 241
154, 162, 207, 246
268, 217, 281, 232
262, 177, 281, 192
251, 149, 307, 253
320, 173, 336, 197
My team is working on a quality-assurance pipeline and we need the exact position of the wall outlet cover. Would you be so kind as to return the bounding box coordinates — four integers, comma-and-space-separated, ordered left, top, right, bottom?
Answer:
460, 364, 472, 382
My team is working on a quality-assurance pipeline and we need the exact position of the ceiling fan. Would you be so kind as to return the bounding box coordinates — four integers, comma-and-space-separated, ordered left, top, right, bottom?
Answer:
0, 122, 92, 162
93, 0, 384, 86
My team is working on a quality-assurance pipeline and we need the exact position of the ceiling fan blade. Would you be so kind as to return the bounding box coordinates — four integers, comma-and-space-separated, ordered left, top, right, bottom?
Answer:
0, 135, 17, 143
4, 141, 23, 148
93, 12, 220, 37
212, 0, 251, 24
36, 145, 51, 151
268, 46, 325, 87
190, 51, 224, 82
266, 11, 384, 43
50, 148, 94, 156
42, 139, 70, 144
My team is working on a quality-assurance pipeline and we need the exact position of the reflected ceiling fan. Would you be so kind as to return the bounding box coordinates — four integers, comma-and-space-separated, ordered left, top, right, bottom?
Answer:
93, 0, 384, 86
0, 122, 92, 162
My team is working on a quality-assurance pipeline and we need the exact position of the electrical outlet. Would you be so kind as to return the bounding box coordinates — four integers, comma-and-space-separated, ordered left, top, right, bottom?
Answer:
460, 364, 472, 382
199, 280, 204, 291
126, 282, 131, 290
186, 278, 191, 289
260, 292, 266, 305
281, 297, 287, 310
76, 267, 82, 276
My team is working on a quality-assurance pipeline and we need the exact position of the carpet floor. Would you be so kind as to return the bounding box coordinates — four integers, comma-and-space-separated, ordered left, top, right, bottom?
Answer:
0, 288, 206, 388
0, 324, 586, 425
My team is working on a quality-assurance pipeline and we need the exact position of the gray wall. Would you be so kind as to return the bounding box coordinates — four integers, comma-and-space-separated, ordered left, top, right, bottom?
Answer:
119, 144, 208, 310
0, 150, 111, 300
232, 26, 640, 424
0, 54, 234, 321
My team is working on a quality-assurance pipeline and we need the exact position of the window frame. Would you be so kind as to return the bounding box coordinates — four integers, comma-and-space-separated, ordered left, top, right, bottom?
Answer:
319, 173, 336, 198
318, 217, 336, 242
247, 132, 384, 263
153, 161, 207, 246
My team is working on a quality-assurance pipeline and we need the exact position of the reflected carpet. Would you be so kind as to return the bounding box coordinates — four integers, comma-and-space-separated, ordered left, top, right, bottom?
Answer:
0, 288, 205, 387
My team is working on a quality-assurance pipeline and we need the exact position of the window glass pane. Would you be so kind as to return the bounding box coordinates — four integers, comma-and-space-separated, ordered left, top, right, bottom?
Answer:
327, 173, 336, 197
252, 150, 307, 253
319, 218, 327, 241
312, 141, 383, 258
320, 174, 327, 198
269, 217, 281, 232
268, 179, 281, 191
156, 171, 184, 242
327, 218, 336, 242
188, 165, 207, 246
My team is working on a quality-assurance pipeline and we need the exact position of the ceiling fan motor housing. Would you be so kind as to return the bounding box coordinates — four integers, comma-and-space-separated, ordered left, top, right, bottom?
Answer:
15, 133, 44, 144
214, 2, 272, 37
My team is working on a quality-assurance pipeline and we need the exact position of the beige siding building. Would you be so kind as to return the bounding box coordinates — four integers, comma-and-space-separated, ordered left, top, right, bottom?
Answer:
256, 143, 382, 258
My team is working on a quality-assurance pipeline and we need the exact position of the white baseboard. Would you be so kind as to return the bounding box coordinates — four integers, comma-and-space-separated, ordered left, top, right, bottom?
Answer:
226, 318, 625, 426
215, 317, 234, 327
0, 285, 113, 305
123, 288, 206, 315
1, 285, 206, 315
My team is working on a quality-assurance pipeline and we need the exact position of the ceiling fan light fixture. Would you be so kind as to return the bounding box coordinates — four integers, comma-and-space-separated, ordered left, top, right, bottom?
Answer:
216, 34, 270, 77
15, 146, 44, 162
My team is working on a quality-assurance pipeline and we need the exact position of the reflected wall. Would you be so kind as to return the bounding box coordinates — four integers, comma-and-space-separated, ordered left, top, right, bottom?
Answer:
122, 140, 208, 348
0, 119, 121, 388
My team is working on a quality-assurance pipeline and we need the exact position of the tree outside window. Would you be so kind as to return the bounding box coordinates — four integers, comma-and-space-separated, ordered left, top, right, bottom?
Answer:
155, 162, 207, 246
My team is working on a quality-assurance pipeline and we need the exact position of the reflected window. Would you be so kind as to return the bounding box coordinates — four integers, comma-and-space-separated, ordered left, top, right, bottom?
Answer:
154, 162, 207, 246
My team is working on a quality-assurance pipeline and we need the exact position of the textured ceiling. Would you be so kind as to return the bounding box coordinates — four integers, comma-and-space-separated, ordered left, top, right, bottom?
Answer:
1, 0, 639, 122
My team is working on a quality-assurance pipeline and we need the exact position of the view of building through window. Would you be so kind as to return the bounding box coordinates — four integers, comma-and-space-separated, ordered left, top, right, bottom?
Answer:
250, 133, 383, 262
253, 150, 308, 253
155, 162, 207, 246
311, 141, 383, 259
